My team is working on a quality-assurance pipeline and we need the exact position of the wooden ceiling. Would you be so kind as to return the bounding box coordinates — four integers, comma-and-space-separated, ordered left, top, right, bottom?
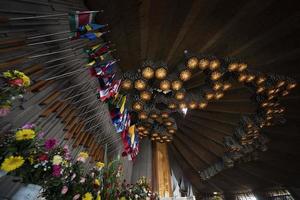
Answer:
85, 0, 300, 194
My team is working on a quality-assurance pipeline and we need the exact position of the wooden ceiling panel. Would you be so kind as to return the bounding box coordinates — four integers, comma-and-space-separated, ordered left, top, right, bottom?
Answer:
86, 0, 300, 193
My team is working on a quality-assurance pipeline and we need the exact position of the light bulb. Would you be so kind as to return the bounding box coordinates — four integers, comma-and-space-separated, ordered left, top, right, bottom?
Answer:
180, 70, 192, 81
142, 66, 155, 79
209, 60, 220, 70
140, 91, 152, 101
133, 101, 143, 111
211, 71, 222, 80
155, 67, 167, 79
228, 63, 238, 72
160, 80, 171, 91
199, 59, 210, 70
187, 57, 198, 69
134, 79, 146, 90
121, 79, 132, 90
171, 80, 183, 91
175, 92, 185, 100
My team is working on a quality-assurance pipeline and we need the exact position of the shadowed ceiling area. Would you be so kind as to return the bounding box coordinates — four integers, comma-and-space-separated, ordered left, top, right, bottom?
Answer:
85, 0, 300, 195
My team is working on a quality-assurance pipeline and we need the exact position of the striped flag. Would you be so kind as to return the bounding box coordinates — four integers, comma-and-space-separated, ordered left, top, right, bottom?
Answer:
69, 11, 98, 32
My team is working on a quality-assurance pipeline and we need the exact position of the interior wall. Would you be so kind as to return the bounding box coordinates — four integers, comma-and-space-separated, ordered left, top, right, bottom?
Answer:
0, 0, 122, 198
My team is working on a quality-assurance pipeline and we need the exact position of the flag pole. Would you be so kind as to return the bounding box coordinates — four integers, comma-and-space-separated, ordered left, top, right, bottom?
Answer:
72, 93, 96, 105
8, 11, 103, 21
63, 87, 95, 101
45, 67, 86, 81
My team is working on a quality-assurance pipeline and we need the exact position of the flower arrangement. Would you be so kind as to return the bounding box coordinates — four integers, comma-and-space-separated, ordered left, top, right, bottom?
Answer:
0, 123, 159, 200
0, 70, 31, 117
118, 177, 159, 200
0, 123, 69, 185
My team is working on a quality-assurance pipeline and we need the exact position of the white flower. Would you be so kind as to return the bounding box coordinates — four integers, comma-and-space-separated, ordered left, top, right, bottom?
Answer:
52, 155, 63, 165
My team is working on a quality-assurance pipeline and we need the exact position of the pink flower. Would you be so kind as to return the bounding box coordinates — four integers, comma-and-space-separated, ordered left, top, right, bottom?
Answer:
0, 107, 10, 117
63, 145, 71, 160
22, 123, 35, 129
61, 186, 68, 194
45, 139, 56, 150
9, 78, 23, 87
38, 131, 46, 139
52, 165, 61, 177
73, 194, 80, 200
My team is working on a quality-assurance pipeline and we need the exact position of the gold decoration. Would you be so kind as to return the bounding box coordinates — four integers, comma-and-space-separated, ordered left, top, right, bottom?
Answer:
133, 101, 143, 111
134, 79, 146, 91
171, 80, 182, 91
155, 67, 167, 79
211, 71, 222, 80
142, 67, 154, 79
199, 59, 210, 70
175, 92, 185, 100
179, 70, 192, 81
121, 79, 132, 90
140, 91, 152, 101
209, 60, 220, 70
187, 57, 198, 69
160, 80, 171, 91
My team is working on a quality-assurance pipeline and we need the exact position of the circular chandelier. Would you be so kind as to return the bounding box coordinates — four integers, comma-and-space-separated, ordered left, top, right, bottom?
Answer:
119, 53, 296, 144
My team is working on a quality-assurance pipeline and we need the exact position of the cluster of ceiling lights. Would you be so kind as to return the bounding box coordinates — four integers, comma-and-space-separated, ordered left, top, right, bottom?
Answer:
119, 53, 296, 146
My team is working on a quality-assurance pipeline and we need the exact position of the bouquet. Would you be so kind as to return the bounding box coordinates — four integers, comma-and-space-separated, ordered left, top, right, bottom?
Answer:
0, 70, 31, 117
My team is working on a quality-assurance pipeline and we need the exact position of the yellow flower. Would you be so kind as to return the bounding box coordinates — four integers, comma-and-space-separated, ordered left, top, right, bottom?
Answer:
78, 152, 89, 159
82, 192, 93, 200
20, 74, 30, 87
94, 179, 100, 186
52, 155, 63, 165
28, 156, 34, 164
95, 161, 105, 169
120, 197, 126, 200
3, 71, 13, 78
15, 129, 36, 141
1, 156, 25, 172
96, 192, 101, 200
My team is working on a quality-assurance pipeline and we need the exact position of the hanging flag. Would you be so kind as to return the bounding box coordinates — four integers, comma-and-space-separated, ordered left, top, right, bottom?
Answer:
128, 125, 135, 145
69, 11, 98, 32
79, 32, 103, 40
119, 96, 126, 114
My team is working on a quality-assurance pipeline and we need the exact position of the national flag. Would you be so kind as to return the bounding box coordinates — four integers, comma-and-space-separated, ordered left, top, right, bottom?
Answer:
128, 125, 135, 145
120, 96, 126, 114
80, 32, 103, 40
69, 11, 98, 32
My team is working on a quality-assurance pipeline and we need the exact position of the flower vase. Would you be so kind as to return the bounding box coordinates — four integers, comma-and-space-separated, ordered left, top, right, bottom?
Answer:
12, 184, 43, 200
